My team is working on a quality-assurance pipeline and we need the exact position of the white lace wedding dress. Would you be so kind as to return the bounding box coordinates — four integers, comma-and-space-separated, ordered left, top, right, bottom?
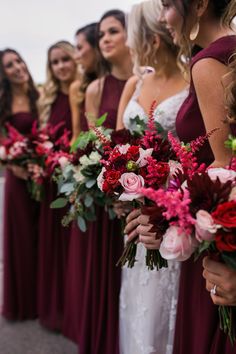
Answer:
119, 80, 188, 354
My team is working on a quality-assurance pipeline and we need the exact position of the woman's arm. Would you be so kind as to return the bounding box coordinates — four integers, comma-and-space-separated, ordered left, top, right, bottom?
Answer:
192, 58, 232, 167
116, 75, 138, 130
85, 77, 104, 125
69, 80, 82, 145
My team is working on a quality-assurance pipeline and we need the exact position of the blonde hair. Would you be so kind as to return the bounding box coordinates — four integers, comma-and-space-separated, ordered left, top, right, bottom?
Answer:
127, 0, 178, 76
39, 40, 79, 126
223, 0, 236, 27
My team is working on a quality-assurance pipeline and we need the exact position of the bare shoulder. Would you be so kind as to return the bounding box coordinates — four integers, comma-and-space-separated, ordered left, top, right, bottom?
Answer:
86, 77, 105, 97
69, 79, 82, 95
192, 57, 229, 87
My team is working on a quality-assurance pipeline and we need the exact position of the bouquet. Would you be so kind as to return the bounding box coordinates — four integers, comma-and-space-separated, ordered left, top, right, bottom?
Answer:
51, 115, 115, 232
140, 132, 236, 343
97, 102, 175, 269
0, 121, 70, 201
26, 121, 71, 201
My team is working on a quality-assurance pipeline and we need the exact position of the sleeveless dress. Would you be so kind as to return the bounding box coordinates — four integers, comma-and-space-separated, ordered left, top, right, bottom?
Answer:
78, 74, 126, 354
2, 112, 39, 320
62, 102, 89, 342
174, 35, 236, 354
38, 91, 72, 331
120, 78, 189, 354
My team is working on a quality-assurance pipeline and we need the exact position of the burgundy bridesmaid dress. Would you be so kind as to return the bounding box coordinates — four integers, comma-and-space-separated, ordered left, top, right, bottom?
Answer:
62, 103, 89, 342
65, 75, 125, 354
174, 36, 236, 354
38, 91, 72, 331
2, 112, 39, 320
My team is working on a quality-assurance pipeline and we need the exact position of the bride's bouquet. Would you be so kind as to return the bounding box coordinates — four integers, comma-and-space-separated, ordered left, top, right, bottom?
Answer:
140, 132, 236, 344
97, 102, 175, 269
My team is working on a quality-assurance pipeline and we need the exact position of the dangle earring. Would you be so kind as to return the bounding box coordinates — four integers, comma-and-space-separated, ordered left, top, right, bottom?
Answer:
189, 20, 200, 41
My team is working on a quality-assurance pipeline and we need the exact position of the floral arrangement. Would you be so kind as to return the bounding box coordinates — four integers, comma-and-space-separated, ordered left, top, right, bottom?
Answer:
140, 132, 236, 343
51, 116, 116, 232
0, 121, 70, 201
97, 102, 175, 270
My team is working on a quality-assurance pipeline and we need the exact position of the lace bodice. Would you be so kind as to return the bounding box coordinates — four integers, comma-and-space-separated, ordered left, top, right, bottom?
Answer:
120, 79, 188, 354
123, 79, 189, 134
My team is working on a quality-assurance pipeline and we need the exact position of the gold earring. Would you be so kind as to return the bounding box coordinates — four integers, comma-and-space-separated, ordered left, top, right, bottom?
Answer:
189, 20, 200, 41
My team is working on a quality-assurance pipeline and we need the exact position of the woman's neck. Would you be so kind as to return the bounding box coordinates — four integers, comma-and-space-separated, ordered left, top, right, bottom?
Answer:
153, 56, 180, 80
11, 83, 28, 97
110, 56, 133, 81
196, 19, 235, 48
60, 81, 71, 95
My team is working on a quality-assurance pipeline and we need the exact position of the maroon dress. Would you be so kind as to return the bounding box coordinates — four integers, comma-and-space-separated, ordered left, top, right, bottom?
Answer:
69, 75, 125, 354
174, 36, 236, 354
62, 102, 89, 342
2, 112, 39, 320
38, 91, 72, 330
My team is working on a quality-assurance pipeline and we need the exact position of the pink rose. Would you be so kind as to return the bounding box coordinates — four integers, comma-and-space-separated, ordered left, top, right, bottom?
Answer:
207, 168, 236, 184
119, 172, 144, 201
160, 225, 197, 261
195, 210, 218, 242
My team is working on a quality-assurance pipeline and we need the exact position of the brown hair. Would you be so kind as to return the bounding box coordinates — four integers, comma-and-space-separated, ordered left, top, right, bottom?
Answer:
0, 48, 38, 126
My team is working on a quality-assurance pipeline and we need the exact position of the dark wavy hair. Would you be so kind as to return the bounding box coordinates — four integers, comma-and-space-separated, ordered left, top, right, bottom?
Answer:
75, 23, 103, 105
97, 9, 127, 73
0, 48, 38, 126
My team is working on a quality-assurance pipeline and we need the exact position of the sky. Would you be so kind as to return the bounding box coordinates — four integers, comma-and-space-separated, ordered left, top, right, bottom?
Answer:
0, 0, 138, 83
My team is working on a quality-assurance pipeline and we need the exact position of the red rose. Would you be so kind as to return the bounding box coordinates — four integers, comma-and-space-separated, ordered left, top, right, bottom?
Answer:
111, 129, 131, 145
105, 170, 121, 189
127, 146, 139, 160
215, 230, 236, 252
212, 201, 236, 228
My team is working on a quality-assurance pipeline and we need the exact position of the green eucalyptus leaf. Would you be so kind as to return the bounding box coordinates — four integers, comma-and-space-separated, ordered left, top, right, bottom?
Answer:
77, 215, 87, 232
50, 197, 68, 209
85, 179, 96, 188
84, 194, 94, 207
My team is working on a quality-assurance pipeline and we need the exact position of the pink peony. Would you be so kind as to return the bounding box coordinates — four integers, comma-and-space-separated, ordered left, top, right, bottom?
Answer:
207, 168, 236, 184
119, 172, 144, 201
195, 210, 218, 242
160, 225, 197, 261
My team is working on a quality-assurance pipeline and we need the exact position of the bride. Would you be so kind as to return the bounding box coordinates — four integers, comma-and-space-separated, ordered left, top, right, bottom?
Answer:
116, 0, 188, 353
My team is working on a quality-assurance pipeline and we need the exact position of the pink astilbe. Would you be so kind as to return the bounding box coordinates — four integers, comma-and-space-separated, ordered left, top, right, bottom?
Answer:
168, 132, 206, 178
147, 100, 157, 132
139, 187, 195, 235
90, 125, 110, 145
190, 128, 218, 153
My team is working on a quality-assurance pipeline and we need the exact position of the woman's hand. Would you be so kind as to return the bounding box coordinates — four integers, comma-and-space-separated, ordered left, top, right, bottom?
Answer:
8, 165, 28, 180
124, 208, 142, 242
137, 214, 161, 250
203, 256, 236, 306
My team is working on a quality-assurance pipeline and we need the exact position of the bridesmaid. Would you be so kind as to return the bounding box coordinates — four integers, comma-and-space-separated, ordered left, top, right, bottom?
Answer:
62, 23, 103, 342
78, 9, 133, 354
116, 1, 188, 353
203, 3, 236, 352
37, 41, 78, 331
134, 0, 236, 353
0, 49, 39, 320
